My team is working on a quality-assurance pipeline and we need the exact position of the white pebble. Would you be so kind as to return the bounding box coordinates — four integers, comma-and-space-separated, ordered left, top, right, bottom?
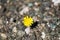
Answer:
7, 0, 10, 3
10, 18, 13, 22
41, 32, 46, 39
17, 21, 20, 24
6, 21, 9, 24
25, 27, 30, 34
33, 16, 38, 22
34, 2, 38, 6
12, 27, 17, 33
19, 6, 29, 15
0, 5, 2, 9
41, 23, 45, 27
0, 33, 7, 39
47, 23, 50, 27
59, 37, 60, 40
52, 0, 60, 6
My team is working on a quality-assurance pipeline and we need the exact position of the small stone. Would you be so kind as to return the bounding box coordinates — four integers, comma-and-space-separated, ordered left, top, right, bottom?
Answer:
52, 28, 55, 31
41, 23, 45, 27
12, 33, 16, 37
0, 25, 3, 29
0, 33, 7, 39
59, 37, 60, 40
6, 12, 11, 17
10, 18, 13, 22
50, 24, 56, 29
34, 2, 38, 6
17, 21, 20, 24
43, 16, 52, 21
52, 0, 60, 6
33, 16, 38, 22
33, 7, 39, 12
47, 22, 56, 30
0, 5, 2, 9
7, 0, 10, 3
19, 6, 29, 15
6, 21, 9, 24
45, 7, 50, 10
50, 31, 55, 35
12, 27, 17, 33
0, 19, 3, 24
28, 3, 33, 7
41, 32, 46, 39
56, 19, 60, 25
17, 31, 25, 37
25, 27, 30, 34
47, 22, 50, 27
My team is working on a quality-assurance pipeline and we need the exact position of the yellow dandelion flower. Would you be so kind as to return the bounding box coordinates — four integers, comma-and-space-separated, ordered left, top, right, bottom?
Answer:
22, 16, 33, 27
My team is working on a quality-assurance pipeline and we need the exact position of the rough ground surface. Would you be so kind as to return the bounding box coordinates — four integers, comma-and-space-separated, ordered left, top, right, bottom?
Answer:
0, 0, 60, 40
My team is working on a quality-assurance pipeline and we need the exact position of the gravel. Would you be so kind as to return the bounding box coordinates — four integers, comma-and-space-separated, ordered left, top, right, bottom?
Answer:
0, 0, 60, 40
